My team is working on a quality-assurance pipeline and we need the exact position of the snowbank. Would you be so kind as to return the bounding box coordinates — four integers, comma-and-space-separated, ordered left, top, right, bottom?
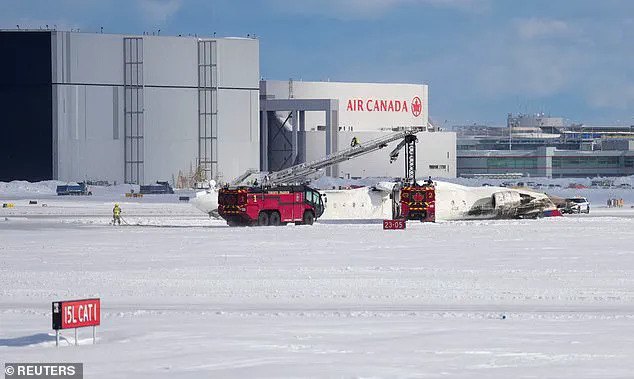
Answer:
0, 180, 197, 204
0, 180, 62, 195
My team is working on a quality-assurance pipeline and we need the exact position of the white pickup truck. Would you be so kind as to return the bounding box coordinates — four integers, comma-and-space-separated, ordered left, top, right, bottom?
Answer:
562, 197, 590, 214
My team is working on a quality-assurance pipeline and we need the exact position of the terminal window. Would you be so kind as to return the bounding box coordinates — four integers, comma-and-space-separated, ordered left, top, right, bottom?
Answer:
487, 158, 537, 169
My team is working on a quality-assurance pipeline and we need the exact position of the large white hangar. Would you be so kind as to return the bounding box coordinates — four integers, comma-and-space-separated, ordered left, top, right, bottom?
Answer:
0, 30, 259, 184
1, 30, 456, 184
260, 80, 456, 179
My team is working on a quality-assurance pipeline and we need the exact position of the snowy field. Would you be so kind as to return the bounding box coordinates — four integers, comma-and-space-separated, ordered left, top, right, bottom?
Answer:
2, 182, 634, 378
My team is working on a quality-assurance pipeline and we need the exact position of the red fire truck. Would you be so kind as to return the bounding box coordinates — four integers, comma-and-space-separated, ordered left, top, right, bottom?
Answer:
218, 185, 325, 226
391, 182, 435, 222
388, 134, 436, 223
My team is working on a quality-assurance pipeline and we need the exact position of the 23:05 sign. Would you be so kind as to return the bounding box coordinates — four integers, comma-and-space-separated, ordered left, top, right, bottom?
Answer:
383, 219, 406, 230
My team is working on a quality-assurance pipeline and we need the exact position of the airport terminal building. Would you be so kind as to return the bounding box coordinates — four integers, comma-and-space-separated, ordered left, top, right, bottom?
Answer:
456, 114, 634, 178
0, 30, 455, 184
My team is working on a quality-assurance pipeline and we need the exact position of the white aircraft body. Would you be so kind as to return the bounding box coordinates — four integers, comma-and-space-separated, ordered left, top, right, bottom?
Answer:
191, 180, 560, 221
190, 181, 219, 218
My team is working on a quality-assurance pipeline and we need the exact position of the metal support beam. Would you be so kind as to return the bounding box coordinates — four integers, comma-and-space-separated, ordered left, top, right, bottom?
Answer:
291, 110, 298, 165
331, 110, 339, 178
325, 110, 332, 176
299, 111, 306, 163
260, 110, 268, 171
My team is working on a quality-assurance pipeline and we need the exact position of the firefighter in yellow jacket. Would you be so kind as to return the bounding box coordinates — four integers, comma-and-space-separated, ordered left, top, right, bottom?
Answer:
112, 203, 122, 225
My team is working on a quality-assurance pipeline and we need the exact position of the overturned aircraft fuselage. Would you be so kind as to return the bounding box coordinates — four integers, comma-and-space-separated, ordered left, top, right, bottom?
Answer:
191, 181, 561, 221
319, 181, 561, 221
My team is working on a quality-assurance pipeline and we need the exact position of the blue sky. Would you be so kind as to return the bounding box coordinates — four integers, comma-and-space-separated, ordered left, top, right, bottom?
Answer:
3, 0, 634, 126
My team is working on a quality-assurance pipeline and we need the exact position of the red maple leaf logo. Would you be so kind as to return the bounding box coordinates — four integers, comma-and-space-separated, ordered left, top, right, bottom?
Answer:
411, 96, 422, 117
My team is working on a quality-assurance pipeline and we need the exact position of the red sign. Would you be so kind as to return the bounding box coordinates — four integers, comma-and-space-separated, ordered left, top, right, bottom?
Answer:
411, 96, 422, 117
52, 298, 100, 330
383, 219, 406, 230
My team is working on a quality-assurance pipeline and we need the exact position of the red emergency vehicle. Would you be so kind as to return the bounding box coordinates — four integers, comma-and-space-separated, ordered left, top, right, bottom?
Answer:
391, 182, 435, 222
218, 185, 325, 226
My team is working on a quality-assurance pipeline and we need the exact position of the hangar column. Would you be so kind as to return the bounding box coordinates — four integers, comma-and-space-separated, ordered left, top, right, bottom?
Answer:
261, 111, 268, 171
331, 109, 339, 177
299, 111, 306, 163
325, 110, 332, 176
123, 37, 145, 184
197, 40, 219, 181
325, 101, 339, 177
291, 110, 299, 165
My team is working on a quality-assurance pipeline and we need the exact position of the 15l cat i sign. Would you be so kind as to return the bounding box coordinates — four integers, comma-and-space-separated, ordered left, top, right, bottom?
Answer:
52, 298, 100, 330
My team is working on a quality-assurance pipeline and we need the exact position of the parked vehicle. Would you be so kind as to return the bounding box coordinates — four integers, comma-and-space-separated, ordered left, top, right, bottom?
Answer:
56, 182, 92, 196
561, 197, 590, 214
140, 181, 174, 195
591, 179, 614, 188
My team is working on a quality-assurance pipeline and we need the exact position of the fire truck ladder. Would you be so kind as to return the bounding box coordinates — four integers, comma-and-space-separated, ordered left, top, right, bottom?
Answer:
230, 169, 260, 186
388, 134, 418, 185
264, 129, 420, 185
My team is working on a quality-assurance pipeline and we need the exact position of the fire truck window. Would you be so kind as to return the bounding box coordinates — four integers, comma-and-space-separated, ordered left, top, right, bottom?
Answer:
306, 191, 317, 205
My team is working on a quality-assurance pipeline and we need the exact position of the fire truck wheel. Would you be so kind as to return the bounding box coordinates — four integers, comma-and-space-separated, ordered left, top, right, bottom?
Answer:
302, 211, 315, 225
258, 211, 270, 226
269, 211, 281, 226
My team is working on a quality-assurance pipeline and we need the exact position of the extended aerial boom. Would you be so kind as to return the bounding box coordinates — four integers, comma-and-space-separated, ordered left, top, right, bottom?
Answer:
388, 134, 418, 184
261, 129, 420, 185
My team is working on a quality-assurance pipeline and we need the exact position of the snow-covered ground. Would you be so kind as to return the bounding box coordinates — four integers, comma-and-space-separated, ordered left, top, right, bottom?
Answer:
2, 181, 634, 377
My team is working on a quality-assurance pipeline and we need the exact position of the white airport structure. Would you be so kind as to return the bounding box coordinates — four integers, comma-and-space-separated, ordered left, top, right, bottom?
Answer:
1, 30, 456, 184
1, 30, 260, 184
53, 32, 261, 185
260, 80, 456, 179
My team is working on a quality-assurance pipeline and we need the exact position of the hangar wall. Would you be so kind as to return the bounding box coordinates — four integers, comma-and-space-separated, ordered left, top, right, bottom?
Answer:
50, 31, 259, 184
1, 30, 453, 184
261, 80, 456, 179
